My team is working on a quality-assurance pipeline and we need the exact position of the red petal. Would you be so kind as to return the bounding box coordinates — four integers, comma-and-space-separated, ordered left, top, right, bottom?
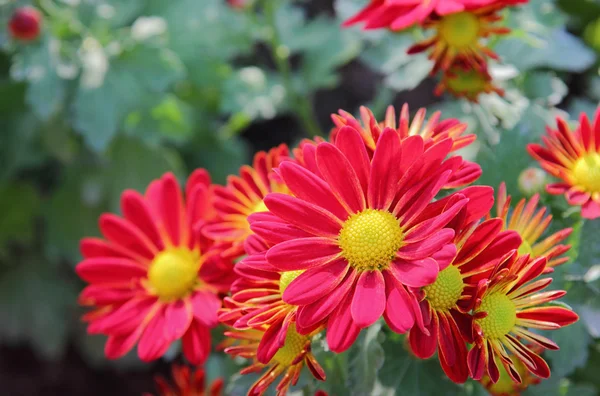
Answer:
326, 293, 361, 353
138, 307, 171, 362
368, 128, 403, 211
316, 142, 366, 213
191, 290, 222, 328
264, 193, 343, 237
389, 257, 439, 288
164, 299, 193, 341
182, 320, 211, 365
267, 237, 341, 271
76, 257, 147, 284
283, 259, 349, 305
351, 270, 386, 328
335, 126, 371, 195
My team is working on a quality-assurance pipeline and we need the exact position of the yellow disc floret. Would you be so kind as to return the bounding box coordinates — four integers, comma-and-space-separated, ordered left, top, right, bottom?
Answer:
338, 209, 403, 271
279, 270, 304, 294
424, 265, 464, 311
148, 248, 200, 301
438, 12, 481, 48
477, 293, 517, 339
272, 325, 308, 366
252, 200, 269, 214
572, 153, 600, 193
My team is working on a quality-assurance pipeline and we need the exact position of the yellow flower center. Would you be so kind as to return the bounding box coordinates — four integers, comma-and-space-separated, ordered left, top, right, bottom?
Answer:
477, 293, 516, 339
438, 12, 481, 48
446, 68, 488, 97
572, 153, 600, 193
252, 200, 269, 214
423, 265, 464, 311
272, 325, 308, 366
517, 240, 534, 256
148, 248, 200, 301
338, 209, 403, 271
279, 270, 304, 294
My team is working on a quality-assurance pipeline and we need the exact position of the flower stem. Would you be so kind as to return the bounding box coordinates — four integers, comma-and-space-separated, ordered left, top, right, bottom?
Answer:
263, 0, 322, 138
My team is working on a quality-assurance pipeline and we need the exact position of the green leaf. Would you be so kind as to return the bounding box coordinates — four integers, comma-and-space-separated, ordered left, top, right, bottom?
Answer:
378, 333, 462, 396
104, 136, 183, 212
0, 183, 41, 254
221, 67, 288, 120
0, 257, 77, 359
188, 134, 249, 185
44, 165, 107, 264
73, 44, 184, 152
347, 323, 385, 395
546, 321, 591, 377
10, 38, 67, 120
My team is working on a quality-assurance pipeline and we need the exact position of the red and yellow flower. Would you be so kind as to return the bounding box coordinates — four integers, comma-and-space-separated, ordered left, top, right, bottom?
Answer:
528, 108, 600, 219
407, 5, 510, 74
330, 104, 481, 189
251, 125, 482, 352
218, 234, 323, 365
203, 144, 290, 259
146, 364, 223, 396
408, 189, 522, 383
479, 346, 542, 396
343, 0, 526, 32
77, 171, 234, 364
435, 59, 503, 101
468, 251, 578, 383
223, 324, 325, 396
493, 183, 572, 270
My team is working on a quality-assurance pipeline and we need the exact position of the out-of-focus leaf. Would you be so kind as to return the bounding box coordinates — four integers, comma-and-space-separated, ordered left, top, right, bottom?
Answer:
145, 0, 253, 63
44, 165, 107, 264
124, 94, 195, 143
497, 0, 596, 72
73, 43, 184, 152
378, 333, 462, 396
360, 33, 433, 92
104, 136, 183, 212
189, 134, 249, 185
221, 67, 288, 120
10, 38, 67, 120
347, 323, 384, 395
0, 184, 41, 253
546, 321, 591, 377
568, 98, 599, 120
522, 72, 568, 105
0, 258, 77, 359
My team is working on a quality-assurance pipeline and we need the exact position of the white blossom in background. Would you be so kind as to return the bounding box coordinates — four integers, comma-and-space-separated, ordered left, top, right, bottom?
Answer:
131, 16, 167, 41
79, 37, 108, 89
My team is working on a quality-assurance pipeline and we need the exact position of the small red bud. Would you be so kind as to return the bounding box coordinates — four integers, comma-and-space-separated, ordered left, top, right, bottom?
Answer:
227, 0, 249, 10
9, 6, 42, 42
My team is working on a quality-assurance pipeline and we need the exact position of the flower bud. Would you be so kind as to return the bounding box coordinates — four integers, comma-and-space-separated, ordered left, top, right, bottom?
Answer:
8, 7, 42, 42
518, 167, 547, 197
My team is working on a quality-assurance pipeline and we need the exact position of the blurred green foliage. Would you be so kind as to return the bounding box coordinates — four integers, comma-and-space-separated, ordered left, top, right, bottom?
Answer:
0, 0, 599, 394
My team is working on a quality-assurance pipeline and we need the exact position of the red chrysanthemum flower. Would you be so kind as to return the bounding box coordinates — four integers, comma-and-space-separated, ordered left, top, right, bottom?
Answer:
203, 145, 290, 259
77, 171, 234, 364
468, 251, 579, 383
330, 104, 481, 189
527, 108, 600, 219
408, 188, 522, 383
407, 6, 511, 74
146, 364, 223, 396
251, 126, 482, 352
479, 346, 542, 396
223, 324, 325, 396
435, 59, 503, 101
343, 0, 524, 32
218, 235, 323, 365
8, 6, 42, 41
493, 183, 572, 270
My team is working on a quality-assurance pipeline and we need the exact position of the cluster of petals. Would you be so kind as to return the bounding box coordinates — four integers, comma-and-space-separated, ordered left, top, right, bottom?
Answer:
493, 182, 572, 269
528, 107, 600, 219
